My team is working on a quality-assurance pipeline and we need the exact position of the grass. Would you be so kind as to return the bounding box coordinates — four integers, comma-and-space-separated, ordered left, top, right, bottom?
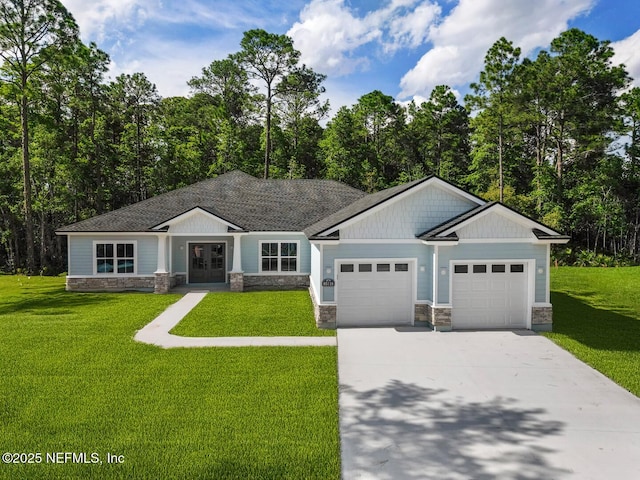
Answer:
0, 276, 340, 479
170, 290, 335, 337
547, 266, 640, 397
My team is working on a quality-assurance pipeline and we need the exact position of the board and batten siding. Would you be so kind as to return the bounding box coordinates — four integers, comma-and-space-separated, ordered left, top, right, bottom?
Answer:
437, 243, 548, 304
240, 234, 311, 274
341, 183, 478, 239
169, 210, 230, 234
322, 243, 432, 303
68, 235, 158, 276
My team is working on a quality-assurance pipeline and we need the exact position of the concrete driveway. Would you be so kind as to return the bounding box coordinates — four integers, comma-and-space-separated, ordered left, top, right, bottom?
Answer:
337, 328, 640, 480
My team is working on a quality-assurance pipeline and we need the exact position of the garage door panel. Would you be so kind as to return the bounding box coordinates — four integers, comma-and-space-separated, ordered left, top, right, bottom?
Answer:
452, 262, 528, 329
337, 261, 413, 327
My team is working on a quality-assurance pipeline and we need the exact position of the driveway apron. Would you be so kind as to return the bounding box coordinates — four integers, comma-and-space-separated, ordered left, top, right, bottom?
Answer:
337, 328, 640, 480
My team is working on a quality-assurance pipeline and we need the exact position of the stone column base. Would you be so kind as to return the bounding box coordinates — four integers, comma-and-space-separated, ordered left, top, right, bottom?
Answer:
532, 306, 553, 332
309, 287, 336, 329
428, 305, 452, 331
230, 272, 244, 292
414, 304, 430, 327
154, 272, 170, 294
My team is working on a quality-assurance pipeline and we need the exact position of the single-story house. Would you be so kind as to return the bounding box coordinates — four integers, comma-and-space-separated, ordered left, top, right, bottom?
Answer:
56, 170, 569, 331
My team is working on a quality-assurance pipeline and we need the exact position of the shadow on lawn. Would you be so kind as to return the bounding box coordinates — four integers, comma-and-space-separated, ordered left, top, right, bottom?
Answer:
340, 380, 567, 480
551, 292, 640, 352
0, 289, 116, 316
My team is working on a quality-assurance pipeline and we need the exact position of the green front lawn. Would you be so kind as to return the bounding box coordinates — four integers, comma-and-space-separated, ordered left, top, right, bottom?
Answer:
171, 290, 335, 337
548, 267, 640, 397
0, 276, 339, 480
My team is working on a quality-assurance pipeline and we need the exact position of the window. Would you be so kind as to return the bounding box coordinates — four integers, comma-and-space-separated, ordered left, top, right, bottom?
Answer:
95, 242, 135, 274
454, 265, 468, 274
358, 264, 372, 272
510, 264, 525, 273
261, 243, 278, 271
259, 241, 299, 273
280, 242, 298, 272
341, 264, 354, 273
395, 263, 409, 272
473, 264, 487, 273
377, 263, 391, 272
492, 264, 506, 273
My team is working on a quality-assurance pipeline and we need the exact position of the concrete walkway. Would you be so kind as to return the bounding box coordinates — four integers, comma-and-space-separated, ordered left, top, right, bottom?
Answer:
134, 291, 337, 348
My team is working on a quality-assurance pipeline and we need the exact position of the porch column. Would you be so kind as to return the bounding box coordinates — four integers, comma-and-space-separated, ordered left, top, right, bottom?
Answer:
230, 233, 244, 292
154, 233, 170, 294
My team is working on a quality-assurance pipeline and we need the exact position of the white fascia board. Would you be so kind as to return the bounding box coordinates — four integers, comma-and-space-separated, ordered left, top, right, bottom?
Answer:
310, 239, 340, 246
151, 207, 242, 231
246, 231, 305, 236
62, 232, 158, 237
456, 238, 570, 245
422, 240, 459, 246
438, 203, 559, 238
320, 177, 485, 237
535, 237, 571, 245
339, 239, 423, 244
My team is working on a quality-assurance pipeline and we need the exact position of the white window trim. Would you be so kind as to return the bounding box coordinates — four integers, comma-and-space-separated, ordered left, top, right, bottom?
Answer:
92, 240, 138, 276
258, 240, 300, 274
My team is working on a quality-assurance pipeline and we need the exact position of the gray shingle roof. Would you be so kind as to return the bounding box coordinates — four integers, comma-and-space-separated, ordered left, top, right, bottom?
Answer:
304, 176, 433, 238
57, 170, 366, 233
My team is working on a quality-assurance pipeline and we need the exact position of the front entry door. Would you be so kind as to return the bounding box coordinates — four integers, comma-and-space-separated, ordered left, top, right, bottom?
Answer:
189, 243, 226, 283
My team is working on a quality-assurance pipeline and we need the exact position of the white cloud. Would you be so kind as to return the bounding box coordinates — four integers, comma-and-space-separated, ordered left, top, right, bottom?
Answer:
61, 0, 153, 42
287, 0, 439, 76
59, 0, 256, 97
106, 36, 238, 97
612, 29, 640, 88
399, 0, 595, 99
385, 2, 440, 53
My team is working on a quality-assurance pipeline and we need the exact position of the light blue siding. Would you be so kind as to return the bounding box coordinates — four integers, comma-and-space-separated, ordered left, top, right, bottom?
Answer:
241, 234, 311, 274
68, 235, 157, 276
137, 237, 159, 274
438, 243, 548, 304
322, 243, 432, 302
69, 236, 92, 275
171, 236, 234, 273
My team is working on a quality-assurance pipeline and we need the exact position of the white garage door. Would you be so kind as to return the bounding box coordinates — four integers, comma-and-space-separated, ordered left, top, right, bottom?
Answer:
452, 262, 529, 329
337, 261, 413, 327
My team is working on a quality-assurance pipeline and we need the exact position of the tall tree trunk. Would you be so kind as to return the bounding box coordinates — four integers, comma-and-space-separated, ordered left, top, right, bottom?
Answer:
498, 116, 504, 203
264, 86, 272, 179
21, 90, 36, 273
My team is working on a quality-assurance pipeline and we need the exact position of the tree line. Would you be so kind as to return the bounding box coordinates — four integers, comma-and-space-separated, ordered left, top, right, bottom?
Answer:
1, 0, 639, 274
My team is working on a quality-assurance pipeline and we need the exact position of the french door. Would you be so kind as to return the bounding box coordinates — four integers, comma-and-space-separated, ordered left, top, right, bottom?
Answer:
189, 243, 226, 283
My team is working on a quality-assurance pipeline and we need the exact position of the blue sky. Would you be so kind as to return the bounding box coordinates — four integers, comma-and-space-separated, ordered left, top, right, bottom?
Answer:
59, 0, 640, 114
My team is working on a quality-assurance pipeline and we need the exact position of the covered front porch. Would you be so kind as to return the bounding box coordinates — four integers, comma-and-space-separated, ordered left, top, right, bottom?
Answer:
154, 232, 245, 293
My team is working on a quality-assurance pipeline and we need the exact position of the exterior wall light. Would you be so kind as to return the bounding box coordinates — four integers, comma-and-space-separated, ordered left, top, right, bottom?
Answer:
440, 267, 448, 276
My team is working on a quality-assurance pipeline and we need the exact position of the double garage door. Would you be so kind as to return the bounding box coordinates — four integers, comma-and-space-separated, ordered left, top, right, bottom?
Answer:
335, 259, 531, 329
337, 261, 413, 327
451, 262, 529, 329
